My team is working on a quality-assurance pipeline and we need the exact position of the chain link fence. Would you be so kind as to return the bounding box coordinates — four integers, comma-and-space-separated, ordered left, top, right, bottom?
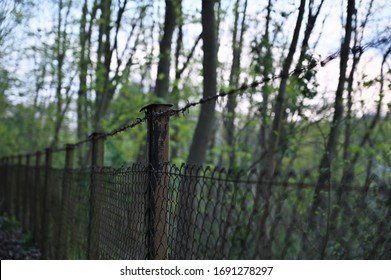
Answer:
1, 160, 390, 259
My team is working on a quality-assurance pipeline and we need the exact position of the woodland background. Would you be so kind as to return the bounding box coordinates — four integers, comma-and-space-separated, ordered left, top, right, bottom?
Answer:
0, 0, 390, 185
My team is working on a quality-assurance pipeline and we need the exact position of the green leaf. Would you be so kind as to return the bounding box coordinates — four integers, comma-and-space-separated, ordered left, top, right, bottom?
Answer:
158, 73, 165, 81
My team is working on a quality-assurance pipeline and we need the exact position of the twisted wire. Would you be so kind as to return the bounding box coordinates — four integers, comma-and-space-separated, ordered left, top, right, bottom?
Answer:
34, 35, 391, 150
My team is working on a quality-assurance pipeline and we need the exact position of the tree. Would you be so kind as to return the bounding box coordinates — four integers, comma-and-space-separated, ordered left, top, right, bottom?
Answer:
154, 0, 180, 100
175, 0, 218, 259
258, 0, 273, 155
262, 0, 306, 177
310, 0, 356, 225
77, 0, 98, 144
254, 0, 306, 259
224, 0, 248, 167
51, 0, 75, 148
187, 0, 218, 165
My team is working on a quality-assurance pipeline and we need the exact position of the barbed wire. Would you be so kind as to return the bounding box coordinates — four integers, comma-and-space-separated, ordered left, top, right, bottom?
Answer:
6, 35, 391, 156
100, 116, 148, 139
150, 35, 391, 120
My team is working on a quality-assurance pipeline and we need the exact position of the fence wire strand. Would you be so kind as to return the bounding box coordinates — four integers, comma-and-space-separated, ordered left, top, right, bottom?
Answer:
26, 35, 391, 151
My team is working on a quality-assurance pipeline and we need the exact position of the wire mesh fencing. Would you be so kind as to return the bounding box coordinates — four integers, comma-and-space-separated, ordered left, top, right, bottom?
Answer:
1, 160, 390, 260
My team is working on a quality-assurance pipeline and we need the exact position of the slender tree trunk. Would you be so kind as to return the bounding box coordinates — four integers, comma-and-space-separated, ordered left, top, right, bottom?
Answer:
93, 0, 134, 131
77, 0, 98, 166
340, 0, 374, 186
51, 0, 73, 148
345, 47, 390, 181
77, 0, 89, 143
259, 0, 273, 152
175, 0, 217, 259
94, 0, 112, 131
310, 0, 355, 225
225, 0, 247, 167
187, 0, 218, 165
262, 0, 306, 178
254, 0, 306, 259
275, 0, 324, 170
340, 32, 360, 186
155, 0, 179, 100
296, 0, 325, 69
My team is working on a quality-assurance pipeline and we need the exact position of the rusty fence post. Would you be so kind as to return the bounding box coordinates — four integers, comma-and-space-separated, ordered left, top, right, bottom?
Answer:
22, 154, 31, 231
42, 148, 52, 259
58, 144, 75, 259
32, 152, 41, 243
15, 155, 22, 220
141, 103, 173, 260
9, 156, 15, 217
1, 157, 8, 213
87, 132, 105, 260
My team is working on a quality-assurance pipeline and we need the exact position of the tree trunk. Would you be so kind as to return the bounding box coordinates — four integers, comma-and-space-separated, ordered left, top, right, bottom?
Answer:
94, 0, 112, 131
340, 0, 374, 186
51, 0, 73, 148
175, 0, 217, 259
225, 0, 247, 167
77, 0, 91, 143
187, 0, 218, 165
259, 0, 273, 153
310, 0, 355, 224
154, 0, 179, 100
255, 0, 306, 259
262, 0, 306, 178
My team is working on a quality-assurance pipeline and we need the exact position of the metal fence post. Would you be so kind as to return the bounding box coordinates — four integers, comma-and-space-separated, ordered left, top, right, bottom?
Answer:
9, 156, 15, 217
15, 155, 22, 220
1, 157, 8, 213
42, 148, 52, 259
58, 144, 75, 259
87, 132, 105, 260
22, 154, 31, 231
141, 103, 173, 260
33, 152, 41, 243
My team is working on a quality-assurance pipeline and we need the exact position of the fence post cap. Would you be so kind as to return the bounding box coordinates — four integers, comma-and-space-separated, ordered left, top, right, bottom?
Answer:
139, 103, 173, 113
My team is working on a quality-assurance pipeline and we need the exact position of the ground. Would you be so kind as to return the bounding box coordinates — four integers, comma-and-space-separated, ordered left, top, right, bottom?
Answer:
0, 216, 41, 260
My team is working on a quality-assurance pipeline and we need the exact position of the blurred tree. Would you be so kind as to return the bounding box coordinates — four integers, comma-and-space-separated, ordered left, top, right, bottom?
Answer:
154, 0, 180, 100
224, 0, 248, 167
311, 0, 356, 226
262, 0, 306, 178
187, 0, 218, 165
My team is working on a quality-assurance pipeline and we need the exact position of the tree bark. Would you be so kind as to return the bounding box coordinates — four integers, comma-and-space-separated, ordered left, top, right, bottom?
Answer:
259, 0, 273, 153
155, 0, 179, 100
255, 0, 306, 259
94, 0, 112, 131
187, 0, 218, 165
310, 0, 355, 227
225, 0, 247, 167
175, 0, 218, 259
262, 0, 306, 178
